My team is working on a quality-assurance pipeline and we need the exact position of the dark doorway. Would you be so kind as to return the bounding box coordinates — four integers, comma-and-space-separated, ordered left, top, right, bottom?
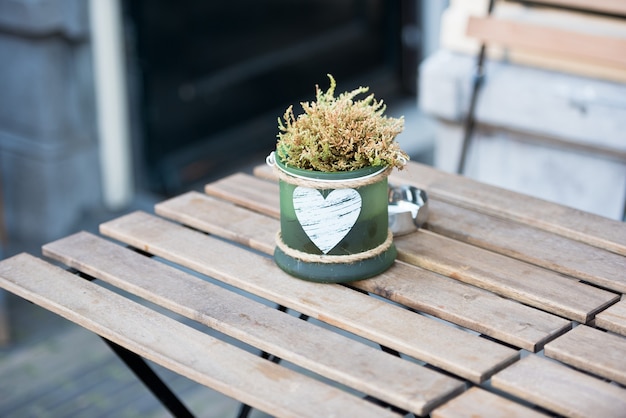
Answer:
124, 1, 419, 195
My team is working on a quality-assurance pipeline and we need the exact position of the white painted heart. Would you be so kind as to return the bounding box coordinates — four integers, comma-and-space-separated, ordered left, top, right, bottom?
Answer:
293, 187, 362, 254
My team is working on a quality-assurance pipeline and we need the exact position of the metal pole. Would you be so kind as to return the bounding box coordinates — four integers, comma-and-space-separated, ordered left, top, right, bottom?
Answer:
101, 337, 194, 418
457, 0, 496, 175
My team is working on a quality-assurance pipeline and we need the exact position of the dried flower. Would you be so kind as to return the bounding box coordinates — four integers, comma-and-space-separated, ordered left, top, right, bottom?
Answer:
276, 74, 408, 172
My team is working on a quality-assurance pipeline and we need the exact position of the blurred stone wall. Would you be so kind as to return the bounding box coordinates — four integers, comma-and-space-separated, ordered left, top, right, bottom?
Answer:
0, 0, 102, 245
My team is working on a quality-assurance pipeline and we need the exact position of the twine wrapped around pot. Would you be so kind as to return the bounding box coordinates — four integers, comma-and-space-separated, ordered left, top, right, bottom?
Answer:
268, 152, 396, 264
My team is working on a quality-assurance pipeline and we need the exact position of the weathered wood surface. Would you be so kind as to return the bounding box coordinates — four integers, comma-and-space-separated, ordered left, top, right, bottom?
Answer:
160, 189, 278, 254
206, 172, 279, 217
492, 354, 626, 418
254, 162, 626, 256
388, 162, 626, 256
0, 254, 399, 418
157, 192, 572, 352
100, 211, 519, 384
42, 231, 465, 416
595, 299, 626, 337
394, 230, 618, 323
207, 170, 278, 217
544, 325, 626, 386
350, 262, 570, 352
531, 0, 626, 16
466, 15, 626, 70
440, 0, 626, 83
424, 199, 626, 294
4, 161, 625, 416
207, 172, 624, 315
431, 387, 548, 418
248, 167, 626, 293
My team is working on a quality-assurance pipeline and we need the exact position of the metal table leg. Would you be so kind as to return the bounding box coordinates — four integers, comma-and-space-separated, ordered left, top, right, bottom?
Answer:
101, 337, 194, 418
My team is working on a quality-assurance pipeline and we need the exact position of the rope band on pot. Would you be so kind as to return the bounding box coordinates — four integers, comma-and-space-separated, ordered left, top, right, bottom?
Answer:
267, 151, 398, 264
266, 151, 394, 189
275, 229, 394, 264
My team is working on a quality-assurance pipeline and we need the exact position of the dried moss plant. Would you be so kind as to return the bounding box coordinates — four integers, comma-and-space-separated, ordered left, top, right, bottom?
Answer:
276, 74, 408, 172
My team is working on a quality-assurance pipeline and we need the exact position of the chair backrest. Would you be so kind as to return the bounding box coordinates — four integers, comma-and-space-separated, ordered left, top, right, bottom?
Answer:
455, 0, 626, 174
534, 0, 626, 16
466, 1, 626, 72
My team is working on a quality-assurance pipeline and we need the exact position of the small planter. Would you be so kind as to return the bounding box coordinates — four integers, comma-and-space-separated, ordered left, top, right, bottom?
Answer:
269, 153, 397, 283
270, 74, 407, 282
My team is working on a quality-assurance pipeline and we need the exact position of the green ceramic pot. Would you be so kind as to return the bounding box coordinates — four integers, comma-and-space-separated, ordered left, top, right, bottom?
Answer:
274, 156, 396, 283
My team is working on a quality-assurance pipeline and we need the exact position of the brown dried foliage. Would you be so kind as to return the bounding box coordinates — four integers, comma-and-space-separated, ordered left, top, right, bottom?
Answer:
276, 75, 408, 172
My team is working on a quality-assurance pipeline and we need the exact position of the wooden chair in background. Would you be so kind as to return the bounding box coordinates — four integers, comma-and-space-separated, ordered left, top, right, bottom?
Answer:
457, 0, 626, 175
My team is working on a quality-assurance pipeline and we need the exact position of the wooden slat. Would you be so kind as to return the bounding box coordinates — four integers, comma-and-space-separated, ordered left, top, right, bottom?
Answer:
352, 264, 570, 352
432, 387, 548, 418
466, 15, 626, 69
491, 354, 626, 417
544, 325, 626, 385
0, 254, 397, 418
206, 172, 279, 216
158, 191, 278, 254
425, 200, 626, 293
255, 162, 626, 262
100, 211, 519, 384
440, 0, 626, 83
526, 0, 626, 16
208, 173, 623, 317
206, 172, 279, 217
595, 300, 626, 336
387, 162, 626, 256
252, 162, 281, 182
158, 192, 572, 352
395, 230, 618, 323
42, 232, 465, 416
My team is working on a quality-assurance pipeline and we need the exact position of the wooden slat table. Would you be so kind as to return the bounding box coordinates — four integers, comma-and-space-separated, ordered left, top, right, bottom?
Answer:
1, 161, 625, 417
